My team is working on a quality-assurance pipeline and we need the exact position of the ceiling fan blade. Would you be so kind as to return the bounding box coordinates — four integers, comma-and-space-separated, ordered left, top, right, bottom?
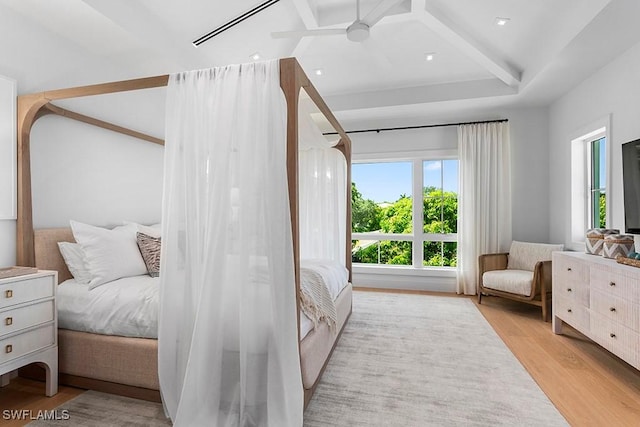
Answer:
361, 0, 405, 27
271, 28, 346, 39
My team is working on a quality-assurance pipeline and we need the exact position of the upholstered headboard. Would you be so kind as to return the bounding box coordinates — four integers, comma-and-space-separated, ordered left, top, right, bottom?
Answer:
34, 228, 74, 284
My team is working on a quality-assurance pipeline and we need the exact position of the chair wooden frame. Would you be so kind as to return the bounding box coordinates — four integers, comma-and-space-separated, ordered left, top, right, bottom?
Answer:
477, 253, 553, 321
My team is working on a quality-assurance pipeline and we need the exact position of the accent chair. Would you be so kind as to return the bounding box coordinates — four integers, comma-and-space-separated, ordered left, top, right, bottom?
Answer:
478, 241, 564, 321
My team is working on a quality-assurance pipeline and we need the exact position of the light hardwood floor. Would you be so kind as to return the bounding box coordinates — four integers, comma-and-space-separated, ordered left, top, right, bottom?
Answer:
1, 291, 639, 426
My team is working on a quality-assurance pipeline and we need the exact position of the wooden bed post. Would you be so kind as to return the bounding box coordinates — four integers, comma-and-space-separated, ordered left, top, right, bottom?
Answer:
335, 138, 353, 283
16, 94, 50, 267
279, 58, 303, 347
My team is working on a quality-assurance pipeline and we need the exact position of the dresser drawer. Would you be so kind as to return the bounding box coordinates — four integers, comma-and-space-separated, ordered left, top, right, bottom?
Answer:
554, 254, 589, 283
590, 267, 639, 304
557, 282, 589, 306
591, 289, 640, 332
554, 296, 589, 331
0, 275, 55, 310
589, 312, 639, 368
0, 323, 55, 365
0, 300, 55, 338
553, 254, 590, 305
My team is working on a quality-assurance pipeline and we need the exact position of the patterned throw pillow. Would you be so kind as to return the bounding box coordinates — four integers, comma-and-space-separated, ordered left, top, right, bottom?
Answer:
136, 232, 161, 277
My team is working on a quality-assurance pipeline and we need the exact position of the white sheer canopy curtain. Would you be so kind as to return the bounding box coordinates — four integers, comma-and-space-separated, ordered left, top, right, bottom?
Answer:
159, 60, 303, 426
456, 122, 512, 295
297, 106, 347, 265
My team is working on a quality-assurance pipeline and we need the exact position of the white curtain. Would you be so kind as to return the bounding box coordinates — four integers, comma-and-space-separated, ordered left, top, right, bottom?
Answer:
456, 122, 512, 295
159, 60, 303, 426
298, 108, 347, 265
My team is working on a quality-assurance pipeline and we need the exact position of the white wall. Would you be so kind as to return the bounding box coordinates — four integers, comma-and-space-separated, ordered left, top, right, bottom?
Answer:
30, 90, 165, 229
348, 106, 551, 290
0, 75, 16, 267
549, 39, 640, 247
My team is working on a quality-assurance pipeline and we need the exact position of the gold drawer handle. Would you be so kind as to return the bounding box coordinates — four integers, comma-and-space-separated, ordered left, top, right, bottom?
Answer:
4, 317, 12, 326
4, 290, 12, 298
610, 307, 616, 312
610, 333, 616, 338
567, 309, 572, 313
610, 282, 616, 287
5, 344, 12, 354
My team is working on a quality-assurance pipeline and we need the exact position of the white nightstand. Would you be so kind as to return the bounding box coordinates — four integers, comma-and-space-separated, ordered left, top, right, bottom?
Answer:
0, 270, 58, 396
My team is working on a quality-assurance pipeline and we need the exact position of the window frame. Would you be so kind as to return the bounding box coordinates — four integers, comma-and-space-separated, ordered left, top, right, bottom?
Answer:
569, 115, 611, 251
351, 149, 458, 273
587, 134, 607, 229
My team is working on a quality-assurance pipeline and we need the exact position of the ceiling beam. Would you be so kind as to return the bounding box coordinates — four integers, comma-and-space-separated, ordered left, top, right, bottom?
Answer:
290, 0, 319, 57
81, 0, 208, 70
410, 0, 426, 13
416, 5, 521, 87
324, 79, 517, 112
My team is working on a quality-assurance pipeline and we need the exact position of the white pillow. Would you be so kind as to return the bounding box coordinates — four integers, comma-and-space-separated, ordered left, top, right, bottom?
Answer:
57, 242, 92, 285
70, 220, 148, 289
124, 221, 162, 239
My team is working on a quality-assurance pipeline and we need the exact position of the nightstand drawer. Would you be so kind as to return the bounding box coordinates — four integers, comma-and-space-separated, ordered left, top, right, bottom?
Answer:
0, 300, 55, 337
0, 275, 55, 309
0, 323, 55, 364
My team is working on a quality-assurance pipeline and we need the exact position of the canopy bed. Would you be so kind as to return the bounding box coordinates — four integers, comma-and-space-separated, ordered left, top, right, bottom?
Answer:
16, 58, 352, 422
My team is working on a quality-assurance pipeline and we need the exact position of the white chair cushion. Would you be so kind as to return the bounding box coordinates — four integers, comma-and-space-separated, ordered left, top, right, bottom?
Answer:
507, 241, 564, 271
482, 269, 534, 297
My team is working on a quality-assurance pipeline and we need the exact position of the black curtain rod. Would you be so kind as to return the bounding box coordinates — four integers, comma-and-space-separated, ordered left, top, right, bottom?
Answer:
193, 0, 281, 46
322, 118, 508, 136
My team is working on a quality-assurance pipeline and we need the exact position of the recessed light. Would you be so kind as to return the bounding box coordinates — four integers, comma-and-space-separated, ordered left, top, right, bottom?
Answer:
495, 17, 510, 26
425, 53, 436, 61
250, 52, 261, 60
315, 68, 324, 76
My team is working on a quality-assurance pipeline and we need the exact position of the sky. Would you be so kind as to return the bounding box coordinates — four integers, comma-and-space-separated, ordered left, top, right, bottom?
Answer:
353, 160, 459, 203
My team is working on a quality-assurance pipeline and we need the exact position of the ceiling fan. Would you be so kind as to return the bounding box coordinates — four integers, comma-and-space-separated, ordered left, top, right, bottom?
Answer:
272, 0, 404, 42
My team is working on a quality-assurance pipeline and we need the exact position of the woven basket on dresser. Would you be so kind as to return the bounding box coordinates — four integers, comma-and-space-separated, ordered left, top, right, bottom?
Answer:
602, 234, 634, 259
585, 228, 619, 255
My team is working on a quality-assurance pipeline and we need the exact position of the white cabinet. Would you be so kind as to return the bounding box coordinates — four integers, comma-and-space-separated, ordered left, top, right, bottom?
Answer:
0, 271, 58, 396
553, 252, 640, 370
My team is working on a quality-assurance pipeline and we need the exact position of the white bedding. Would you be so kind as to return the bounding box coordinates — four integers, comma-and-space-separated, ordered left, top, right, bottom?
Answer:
57, 260, 349, 340
57, 275, 159, 339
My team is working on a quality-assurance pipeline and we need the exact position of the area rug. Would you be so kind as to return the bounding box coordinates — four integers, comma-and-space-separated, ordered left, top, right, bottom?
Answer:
33, 292, 567, 426
27, 391, 170, 426
303, 292, 568, 426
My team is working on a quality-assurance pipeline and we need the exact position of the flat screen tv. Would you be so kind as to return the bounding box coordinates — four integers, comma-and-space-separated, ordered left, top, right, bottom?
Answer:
622, 138, 640, 233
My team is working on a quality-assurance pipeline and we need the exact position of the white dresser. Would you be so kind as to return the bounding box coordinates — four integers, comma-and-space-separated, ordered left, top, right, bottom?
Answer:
553, 252, 640, 370
0, 270, 58, 396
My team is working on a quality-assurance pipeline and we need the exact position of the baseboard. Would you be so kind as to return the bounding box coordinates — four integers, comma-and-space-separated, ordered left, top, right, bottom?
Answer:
353, 272, 456, 292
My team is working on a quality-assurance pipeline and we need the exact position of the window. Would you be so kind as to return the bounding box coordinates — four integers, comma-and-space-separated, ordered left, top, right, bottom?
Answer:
570, 118, 610, 249
423, 160, 458, 267
351, 157, 458, 269
589, 136, 606, 228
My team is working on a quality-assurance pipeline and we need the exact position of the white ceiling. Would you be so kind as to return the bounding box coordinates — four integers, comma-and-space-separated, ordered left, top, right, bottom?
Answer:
1, 0, 639, 128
